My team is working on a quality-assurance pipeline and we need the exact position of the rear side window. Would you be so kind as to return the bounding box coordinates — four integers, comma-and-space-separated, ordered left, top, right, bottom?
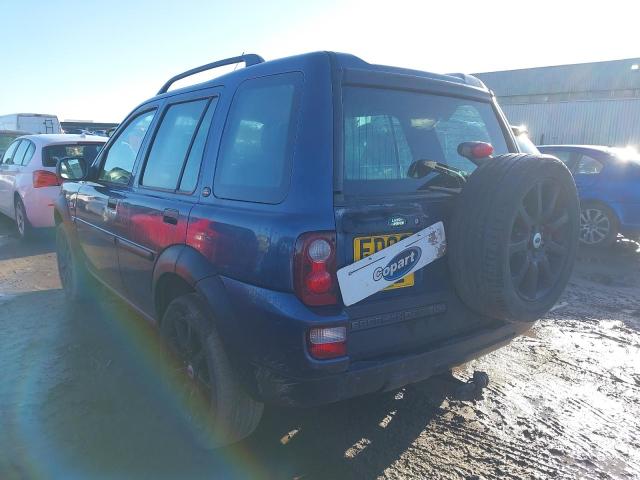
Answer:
343, 87, 509, 194
20, 141, 36, 166
42, 143, 104, 168
11, 141, 29, 166
575, 154, 603, 175
214, 72, 302, 203
142, 98, 215, 191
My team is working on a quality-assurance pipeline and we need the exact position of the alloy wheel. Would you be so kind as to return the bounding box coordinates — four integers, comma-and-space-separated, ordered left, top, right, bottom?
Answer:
579, 208, 611, 245
168, 314, 213, 400
509, 180, 572, 301
56, 231, 73, 291
15, 202, 25, 237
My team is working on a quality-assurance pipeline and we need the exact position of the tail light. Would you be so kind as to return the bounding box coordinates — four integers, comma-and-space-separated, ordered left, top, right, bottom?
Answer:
307, 326, 346, 359
294, 231, 337, 306
33, 170, 60, 188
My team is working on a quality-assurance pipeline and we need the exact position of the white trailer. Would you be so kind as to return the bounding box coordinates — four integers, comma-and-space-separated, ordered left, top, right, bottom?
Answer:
0, 113, 62, 134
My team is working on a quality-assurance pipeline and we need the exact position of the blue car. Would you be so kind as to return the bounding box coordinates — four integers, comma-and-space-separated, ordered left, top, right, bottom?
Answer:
53, 52, 580, 446
538, 145, 640, 246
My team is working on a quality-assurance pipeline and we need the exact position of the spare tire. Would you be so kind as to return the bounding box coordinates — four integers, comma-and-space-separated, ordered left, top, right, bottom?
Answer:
448, 154, 579, 323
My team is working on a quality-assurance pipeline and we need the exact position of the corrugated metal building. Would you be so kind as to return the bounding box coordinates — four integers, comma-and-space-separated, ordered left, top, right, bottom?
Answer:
474, 58, 640, 147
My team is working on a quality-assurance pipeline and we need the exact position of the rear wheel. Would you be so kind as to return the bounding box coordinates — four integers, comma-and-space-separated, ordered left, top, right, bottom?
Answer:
449, 154, 580, 323
56, 223, 91, 302
14, 197, 31, 240
579, 203, 618, 247
161, 293, 263, 448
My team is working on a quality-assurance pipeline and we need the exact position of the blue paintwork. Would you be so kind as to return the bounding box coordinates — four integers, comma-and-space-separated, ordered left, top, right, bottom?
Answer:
538, 145, 640, 238
57, 51, 523, 407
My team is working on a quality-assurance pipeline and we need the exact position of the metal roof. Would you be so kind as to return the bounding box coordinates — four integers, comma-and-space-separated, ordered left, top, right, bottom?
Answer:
474, 58, 640, 96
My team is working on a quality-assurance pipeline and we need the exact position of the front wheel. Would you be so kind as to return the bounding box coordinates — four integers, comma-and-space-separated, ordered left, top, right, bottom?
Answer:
161, 293, 263, 448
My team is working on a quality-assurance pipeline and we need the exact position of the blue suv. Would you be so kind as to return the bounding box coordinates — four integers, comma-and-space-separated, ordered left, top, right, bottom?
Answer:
54, 52, 580, 446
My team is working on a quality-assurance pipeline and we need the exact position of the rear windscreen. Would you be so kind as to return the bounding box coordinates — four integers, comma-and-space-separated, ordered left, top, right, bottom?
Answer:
42, 143, 104, 167
342, 87, 510, 194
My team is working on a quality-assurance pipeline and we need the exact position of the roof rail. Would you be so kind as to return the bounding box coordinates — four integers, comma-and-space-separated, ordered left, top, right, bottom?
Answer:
157, 54, 265, 94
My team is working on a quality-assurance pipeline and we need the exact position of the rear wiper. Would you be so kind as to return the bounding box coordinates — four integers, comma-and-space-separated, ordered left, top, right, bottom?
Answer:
407, 159, 468, 185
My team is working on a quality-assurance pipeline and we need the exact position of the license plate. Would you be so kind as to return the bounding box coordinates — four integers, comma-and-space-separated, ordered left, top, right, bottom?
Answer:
353, 233, 414, 290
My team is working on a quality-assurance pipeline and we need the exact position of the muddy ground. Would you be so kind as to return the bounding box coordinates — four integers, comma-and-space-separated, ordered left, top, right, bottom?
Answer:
1, 214, 639, 480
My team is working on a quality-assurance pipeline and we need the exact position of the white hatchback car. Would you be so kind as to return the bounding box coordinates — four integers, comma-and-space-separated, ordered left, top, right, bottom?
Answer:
0, 134, 105, 238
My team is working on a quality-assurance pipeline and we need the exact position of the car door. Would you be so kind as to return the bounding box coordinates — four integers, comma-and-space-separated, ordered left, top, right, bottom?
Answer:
74, 107, 159, 292
572, 151, 605, 192
0, 140, 21, 214
117, 90, 219, 316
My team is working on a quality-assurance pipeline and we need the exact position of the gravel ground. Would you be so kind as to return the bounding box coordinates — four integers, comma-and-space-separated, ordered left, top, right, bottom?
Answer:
1, 215, 639, 479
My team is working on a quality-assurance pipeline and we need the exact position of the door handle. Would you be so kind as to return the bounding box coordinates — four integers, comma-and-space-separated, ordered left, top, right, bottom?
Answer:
107, 197, 118, 210
162, 208, 179, 225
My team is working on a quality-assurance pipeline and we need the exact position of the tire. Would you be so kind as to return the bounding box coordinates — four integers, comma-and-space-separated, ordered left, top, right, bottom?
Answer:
14, 197, 31, 240
448, 154, 579, 323
56, 223, 91, 302
161, 293, 263, 448
579, 202, 618, 247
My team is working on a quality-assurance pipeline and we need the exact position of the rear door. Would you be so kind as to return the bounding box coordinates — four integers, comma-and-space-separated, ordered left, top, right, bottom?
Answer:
118, 90, 219, 317
572, 151, 606, 191
336, 82, 512, 358
74, 107, 158, 292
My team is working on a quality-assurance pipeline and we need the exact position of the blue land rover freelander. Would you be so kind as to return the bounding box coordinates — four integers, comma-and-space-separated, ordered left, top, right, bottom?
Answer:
53, 52, 580, 446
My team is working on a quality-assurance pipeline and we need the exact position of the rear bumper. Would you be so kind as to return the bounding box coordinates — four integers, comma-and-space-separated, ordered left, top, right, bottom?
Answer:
197, 275, 530, 408
255, 321, 529, 407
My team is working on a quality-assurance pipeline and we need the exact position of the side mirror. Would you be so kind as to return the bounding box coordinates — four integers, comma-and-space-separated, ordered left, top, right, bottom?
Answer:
56, 156, 88, 181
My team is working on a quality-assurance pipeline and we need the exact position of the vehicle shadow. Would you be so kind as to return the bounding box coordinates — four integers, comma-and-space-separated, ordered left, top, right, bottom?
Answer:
233, 380, 452, 479
572, 238, 640, 331
0, 215, 55, 261
0, 286, 454, 479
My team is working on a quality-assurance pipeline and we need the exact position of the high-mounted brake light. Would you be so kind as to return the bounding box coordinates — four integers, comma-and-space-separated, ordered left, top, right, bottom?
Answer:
457, 142, 494, 162
307, 326, 347, 359
294, 232, 338, 306
33, 170, 60, 188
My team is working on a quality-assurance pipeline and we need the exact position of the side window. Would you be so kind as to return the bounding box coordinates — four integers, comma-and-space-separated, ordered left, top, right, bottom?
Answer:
141, 99, 211, 190
214, 72, 302, 203
99, 110, 156, 185
11, 141, 29, 166
2, 141, 20, 165
545, 150, 573, 165
575, 154, 603, 175
20, 141, 36, 166
179, 99, 217, 192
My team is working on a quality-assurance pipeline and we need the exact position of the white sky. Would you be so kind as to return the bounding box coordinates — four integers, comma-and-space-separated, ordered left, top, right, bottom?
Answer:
3, 0, 639, 122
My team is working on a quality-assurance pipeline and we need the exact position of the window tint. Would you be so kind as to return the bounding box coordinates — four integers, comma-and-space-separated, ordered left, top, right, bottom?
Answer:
179, 98, 217, 192
343, 87, 509, 194
2, 141, 20, 164
142, 99, 208, 190
42, 143, 104, 168
544, 150, 573, 165
99, 111, 155, 184
215, 73, 302, 203
576, 154, 603, 175
20, 141, 36, 166
11, 141, 29, 166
